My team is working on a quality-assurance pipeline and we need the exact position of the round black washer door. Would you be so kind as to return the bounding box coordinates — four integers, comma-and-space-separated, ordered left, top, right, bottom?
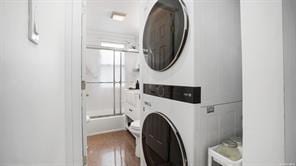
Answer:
143, 0, 188, 71
142, 112, 187, 166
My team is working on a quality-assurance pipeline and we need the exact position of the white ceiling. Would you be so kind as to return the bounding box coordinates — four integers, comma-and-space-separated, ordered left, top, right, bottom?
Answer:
86, 0, 141, 37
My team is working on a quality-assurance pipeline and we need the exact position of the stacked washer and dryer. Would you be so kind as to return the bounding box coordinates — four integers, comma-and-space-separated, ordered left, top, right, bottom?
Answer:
139, 0, 242, 166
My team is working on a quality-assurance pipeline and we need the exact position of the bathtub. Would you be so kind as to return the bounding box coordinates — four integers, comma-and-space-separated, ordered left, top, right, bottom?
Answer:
86, 115, 125, 136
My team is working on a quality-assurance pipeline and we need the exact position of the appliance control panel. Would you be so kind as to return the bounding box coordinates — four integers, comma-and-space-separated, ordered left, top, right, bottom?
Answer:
143, 84, 201, 104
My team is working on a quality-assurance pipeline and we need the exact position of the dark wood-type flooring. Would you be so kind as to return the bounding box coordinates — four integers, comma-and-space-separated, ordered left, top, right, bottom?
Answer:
87, 130, 140, 166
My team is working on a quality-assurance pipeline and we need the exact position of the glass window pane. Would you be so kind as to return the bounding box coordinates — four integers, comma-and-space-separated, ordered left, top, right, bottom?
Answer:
115, 51, 125, 65
100, 50, 114, 65
115, 83, 121, 114
99, 66, 113, 82
85, 49, 114, 82
84, 48, 128, 117
115, 52, 125, 82
86, 83, 114, 117
114, 82, 127, 115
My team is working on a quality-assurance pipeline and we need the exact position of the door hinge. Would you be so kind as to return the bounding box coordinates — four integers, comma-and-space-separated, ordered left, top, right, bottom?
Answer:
81, 80, 86, 90
83, 155, 87, 166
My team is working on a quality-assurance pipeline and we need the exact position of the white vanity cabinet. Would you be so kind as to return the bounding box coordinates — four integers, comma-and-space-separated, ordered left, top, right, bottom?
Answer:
123, 89, 141, 121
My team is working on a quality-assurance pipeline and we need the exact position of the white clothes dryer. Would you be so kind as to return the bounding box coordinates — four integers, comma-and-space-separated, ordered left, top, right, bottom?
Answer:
139, 0, 243, 165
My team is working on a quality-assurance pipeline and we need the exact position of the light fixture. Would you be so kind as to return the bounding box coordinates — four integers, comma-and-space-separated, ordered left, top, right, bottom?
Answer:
111, 12, 126, 21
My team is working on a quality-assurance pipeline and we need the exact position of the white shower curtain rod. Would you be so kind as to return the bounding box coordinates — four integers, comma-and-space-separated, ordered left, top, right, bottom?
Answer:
86, 45, 140, 53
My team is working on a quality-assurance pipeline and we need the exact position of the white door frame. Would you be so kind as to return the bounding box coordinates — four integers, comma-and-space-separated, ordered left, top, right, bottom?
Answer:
65, 0, 84, 165
81, 0, 88, 163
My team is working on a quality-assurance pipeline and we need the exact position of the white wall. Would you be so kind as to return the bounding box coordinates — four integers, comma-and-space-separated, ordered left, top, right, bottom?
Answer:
0, 1, 80, 165
241, 0, 285, 166
194, 0, 242, 106
283, 0, 296, 163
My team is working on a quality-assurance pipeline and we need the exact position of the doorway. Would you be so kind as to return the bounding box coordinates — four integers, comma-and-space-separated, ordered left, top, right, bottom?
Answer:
81, 45, 140, 166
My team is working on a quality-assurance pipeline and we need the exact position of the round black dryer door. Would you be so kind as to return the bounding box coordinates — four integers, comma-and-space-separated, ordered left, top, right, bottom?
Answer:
143, 0, 189, 71
142, 112, 187, 166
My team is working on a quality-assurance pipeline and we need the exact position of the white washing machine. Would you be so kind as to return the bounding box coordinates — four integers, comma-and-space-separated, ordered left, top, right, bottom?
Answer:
139, 0, 242, 165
